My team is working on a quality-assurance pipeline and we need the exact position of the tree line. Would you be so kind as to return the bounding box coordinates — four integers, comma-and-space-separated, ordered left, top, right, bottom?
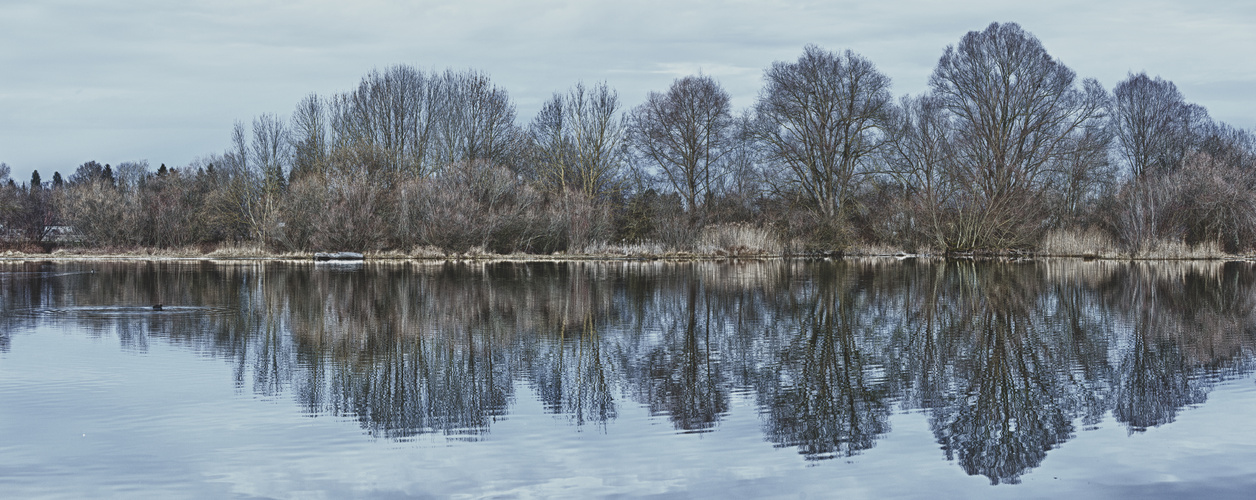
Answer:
2, 22, 1254, 255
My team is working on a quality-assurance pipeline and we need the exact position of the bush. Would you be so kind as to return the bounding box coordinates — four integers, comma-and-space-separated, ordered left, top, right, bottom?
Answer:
404, 161, 551, 254
1105, 151, 1256, 254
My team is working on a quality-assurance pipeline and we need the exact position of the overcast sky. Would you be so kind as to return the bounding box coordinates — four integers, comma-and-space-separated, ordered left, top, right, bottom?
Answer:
1, 0, 1253, 181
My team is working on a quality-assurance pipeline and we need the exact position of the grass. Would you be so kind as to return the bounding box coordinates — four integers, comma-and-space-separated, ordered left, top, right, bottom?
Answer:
695, 223, 782, 257
577, 241, 670, 257
5, 243, 310, 260
1128, 239, 1233, 260
204, 244, 273, 259
5, 227, 1253, 262
844, 242, 940, 257
567, 224, 784, 258
1037, 228, 1244, 260
1037, 228, 1122, 259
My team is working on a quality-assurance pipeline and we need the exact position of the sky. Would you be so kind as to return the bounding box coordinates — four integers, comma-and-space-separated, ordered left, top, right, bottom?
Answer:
1, 0, 1254, 182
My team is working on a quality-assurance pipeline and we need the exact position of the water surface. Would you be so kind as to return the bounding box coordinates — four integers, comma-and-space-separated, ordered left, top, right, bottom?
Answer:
2, 259, 1255, 498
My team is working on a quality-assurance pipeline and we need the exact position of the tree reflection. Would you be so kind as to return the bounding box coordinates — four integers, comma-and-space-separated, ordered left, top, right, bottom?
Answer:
528, 315, 619, 427
3, 259, 1256, 480
756, 265, 891, 460
632, 277, 728, 432
319, 331, 513, 440
279, 262, 519, 439
1114, 332, 1205, 431
929, 306, 1074, 485
1103, 263, 1253, 431
923, 264, 1096, 484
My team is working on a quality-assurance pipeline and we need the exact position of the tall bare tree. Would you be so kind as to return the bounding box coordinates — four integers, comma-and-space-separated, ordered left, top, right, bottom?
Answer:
114, 160, 150, 190
328, 65, 437, 175
886, 95, 955, 248
1112, 73, 1208, 178
929, 22, 1108, 249
530, 81, 627, 201
291, 93, 327, 180
432, 69, 522, 171
753, 45, 895, 219
629, 75, 734, 213
1053, 118, 1114, 225
251, 113, 291, 187
528, 94, 571, 187
212, 120, 277, 242
721, 112, 765, 213
324, 66, 519, 178
250, 114, 291, 241
229, 120, 250, 174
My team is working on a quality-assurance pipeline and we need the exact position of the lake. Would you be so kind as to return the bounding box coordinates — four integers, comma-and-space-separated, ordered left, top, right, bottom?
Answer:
2, 259, 1255, 499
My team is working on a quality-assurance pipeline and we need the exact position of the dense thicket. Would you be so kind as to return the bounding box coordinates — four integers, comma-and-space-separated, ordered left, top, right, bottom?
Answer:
3, 22, 1254, 255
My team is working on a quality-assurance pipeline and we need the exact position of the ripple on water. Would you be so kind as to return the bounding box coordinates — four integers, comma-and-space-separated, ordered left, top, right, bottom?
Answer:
15, 305, 236, 320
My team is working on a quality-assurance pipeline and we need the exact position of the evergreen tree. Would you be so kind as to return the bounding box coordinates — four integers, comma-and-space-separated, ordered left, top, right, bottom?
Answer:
30, 170, 41, 190
52, 172, 63, 188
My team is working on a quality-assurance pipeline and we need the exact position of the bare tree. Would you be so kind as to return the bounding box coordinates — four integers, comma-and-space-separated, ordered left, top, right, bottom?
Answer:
1195, 120, 1252, 170
324, 66, 519, 179
1112, 73, 1209, 177
629, 75, 734, 214
291, 93, 327, 180
229, 120, 250, 174
753, 45, 896, 220
251, 113, 291, 188
249, 114, 291, 241
528, 94, 570, 188
1052, 119, 1114, 225
929, 22, 1108, 249
530, 81, 628, 201
329, 65, 437, 175
432, 69, 522, 171
1110, 123, 1256, 253
210, 120, 272, 242
214, 121, 258, 241
720, 112, 766, 215
114, 160, 150, 190
60, 181, 134, 245
885, 95, 955, 249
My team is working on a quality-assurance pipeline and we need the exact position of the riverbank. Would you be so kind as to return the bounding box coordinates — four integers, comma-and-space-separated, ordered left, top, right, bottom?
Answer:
3, 239, 1254, 262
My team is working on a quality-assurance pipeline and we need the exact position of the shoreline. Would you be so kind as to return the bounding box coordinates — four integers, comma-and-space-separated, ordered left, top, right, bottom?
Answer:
3, 247, 1254, 263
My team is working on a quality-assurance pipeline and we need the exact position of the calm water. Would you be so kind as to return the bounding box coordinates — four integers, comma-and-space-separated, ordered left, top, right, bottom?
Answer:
2, 259, 1256, 499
